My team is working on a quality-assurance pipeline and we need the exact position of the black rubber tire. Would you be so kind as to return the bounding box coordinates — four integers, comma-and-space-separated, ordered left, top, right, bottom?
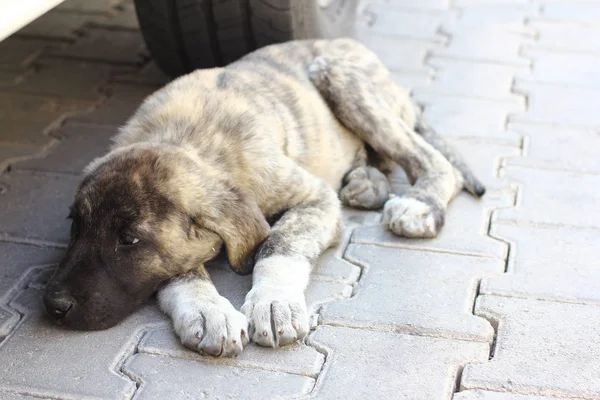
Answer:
133, 0, 314, 77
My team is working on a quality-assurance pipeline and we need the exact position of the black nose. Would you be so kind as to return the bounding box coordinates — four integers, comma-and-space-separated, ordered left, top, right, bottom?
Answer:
44, 291, 75, 320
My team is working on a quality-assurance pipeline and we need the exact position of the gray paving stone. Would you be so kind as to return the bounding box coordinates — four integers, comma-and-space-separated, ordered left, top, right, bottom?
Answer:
455, 390, 580, 400
114, 62, 170, 87
308, 326, 489, 400
124, 353, 314, 400
56, 0, 121, 13
519, 49, 600, 90
11, 58, 129, 100
312, 250, 361, 284
454, 0, 531, 5
321, 244, 503, 341
364, 3, 446, 42
541, 1, 600, 24
71, 83, 156, 126
418, 96, 524, 145
0, 305, 19, 340
393, 71, 433, 88
445, 138, 521, 190
507, 123, 600, 173
0, 392, 47, 400
359, 33, 436, 74
0, 93, 86, 145
511, 82, 600, 128
462, 295, 600, 399
99, 2, 140, 30
0, 37, 60, 72
139, 327, 324, 377
16, 11, 93, 41
416, 57, 527, 104
483, 224, 600, 304
530, 22, 600, 54
0, 242, 62, 302
0, 70, 23, 86
51, 27, 146, 65
0, 142, 44, 172
433, 30, 531, 66
379, 0, 449, 10
0, 288, 167, 400
17, 123, 115, 174
443, 3, 536, 34
496, 166, 600, 228
340, 206, 382, 230
0, 170, 78, 244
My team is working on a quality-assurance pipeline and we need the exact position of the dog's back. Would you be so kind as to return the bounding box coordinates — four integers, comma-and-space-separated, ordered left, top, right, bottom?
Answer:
114, 40, 364, 190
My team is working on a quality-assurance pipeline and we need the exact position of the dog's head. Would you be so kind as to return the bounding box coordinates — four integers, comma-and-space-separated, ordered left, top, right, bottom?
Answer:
43, 144, 269, 330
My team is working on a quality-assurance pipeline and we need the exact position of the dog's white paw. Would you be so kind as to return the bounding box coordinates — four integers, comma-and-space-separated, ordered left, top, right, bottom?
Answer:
383, 197, 444, 238
241, 287, 309, 348
173, 296, 249, 357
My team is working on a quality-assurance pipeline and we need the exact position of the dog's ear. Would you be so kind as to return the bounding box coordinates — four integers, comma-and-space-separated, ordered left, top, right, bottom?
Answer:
194, 185, 269, 275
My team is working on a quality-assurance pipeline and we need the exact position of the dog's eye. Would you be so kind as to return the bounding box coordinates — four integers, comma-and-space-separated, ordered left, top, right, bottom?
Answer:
118, 233, 140, 245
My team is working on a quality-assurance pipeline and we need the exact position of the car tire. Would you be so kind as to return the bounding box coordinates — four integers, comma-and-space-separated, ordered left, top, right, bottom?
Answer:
133, 0, 322, 77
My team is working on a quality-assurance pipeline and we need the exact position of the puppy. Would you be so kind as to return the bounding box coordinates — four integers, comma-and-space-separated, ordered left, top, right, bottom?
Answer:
43, 38, 485, 357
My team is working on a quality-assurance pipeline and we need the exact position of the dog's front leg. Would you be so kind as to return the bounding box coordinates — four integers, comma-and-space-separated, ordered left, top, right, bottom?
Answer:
241, 166, 342, 348
158, 267, 249, 357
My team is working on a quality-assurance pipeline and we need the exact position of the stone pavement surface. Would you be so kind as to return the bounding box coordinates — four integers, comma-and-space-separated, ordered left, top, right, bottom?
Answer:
0, 0, 599, 399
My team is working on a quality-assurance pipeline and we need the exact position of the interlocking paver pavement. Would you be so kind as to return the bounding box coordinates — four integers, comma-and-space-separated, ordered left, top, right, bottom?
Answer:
124, 354, 315, 400
51, 27, 147, 65
462, 295, 600, 399
530, 22, 600, 54
0, 170, 78, 245
415, 57, 527, 103
455, 391, 579, 400
507, 122, 600, 173
308, 326, 489, 400
496, 167, 600, 228
321, 245, 503, 341
17, 123, 114, 174
483, 224, 600, 304
0, 289, 166, 399
0, 0, 599, 399
511, 82, 600, 128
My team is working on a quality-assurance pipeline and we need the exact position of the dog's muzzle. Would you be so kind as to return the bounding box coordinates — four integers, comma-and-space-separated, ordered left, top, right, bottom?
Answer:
43, 290, 76, 321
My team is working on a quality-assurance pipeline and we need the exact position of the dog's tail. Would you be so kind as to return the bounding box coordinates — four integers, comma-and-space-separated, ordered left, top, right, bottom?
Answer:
414, 113, 486, 198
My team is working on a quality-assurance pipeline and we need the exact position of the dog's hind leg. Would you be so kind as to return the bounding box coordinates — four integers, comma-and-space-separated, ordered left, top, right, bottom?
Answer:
308, 39, 482, 237
340, 166, 391, 210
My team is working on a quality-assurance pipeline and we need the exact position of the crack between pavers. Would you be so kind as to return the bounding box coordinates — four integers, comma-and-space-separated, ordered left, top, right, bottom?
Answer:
319, 319, 492, 344
0, 264, 54, 348
475, 290, 600, 308
43, 53, 148, 68
294, 225, 365, 399
458, 386, 600, 400
0, 388, 101, 400
502, 162, 600, 175
348, 239, 505, 260
0, 235, 68, 249
0, 95, 102, 178
449, 2, 538, 396
0, 138, 61, 176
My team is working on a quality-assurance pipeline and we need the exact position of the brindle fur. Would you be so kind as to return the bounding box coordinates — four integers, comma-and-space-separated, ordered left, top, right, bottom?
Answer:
44, 39, 484, 356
